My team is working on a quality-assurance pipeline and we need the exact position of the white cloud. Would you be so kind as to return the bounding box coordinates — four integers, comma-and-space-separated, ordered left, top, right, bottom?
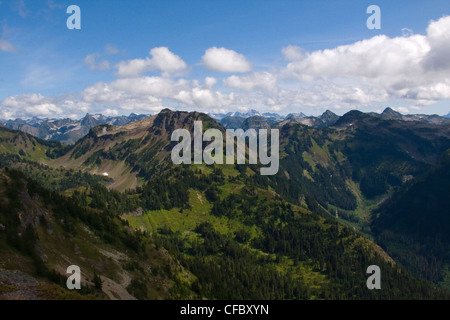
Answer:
147, 47, 187, 76
2, 93, 45, 108
81, 78, 174, 112
81, 76, 234, 111
82, 82, 124, 103
174, 88, 233, 109
110, 77, 184, 97
84, 54, 110, 71
422, 16, 450, 71
25, 103, 62, 117
394, 107, 409, 114
102, 108, 119, 116
283, 35, 429, 81
0, 39, 16, 52
280, 16, 450, 106
116, 58, 149, 78
0, 94, 63, 118
223, 72, 277, 92
204, 77, 217, 88
282, 45, 304, 61
201, 47, 251, 73
116, 47, 187, 77
60, 100, 90, 114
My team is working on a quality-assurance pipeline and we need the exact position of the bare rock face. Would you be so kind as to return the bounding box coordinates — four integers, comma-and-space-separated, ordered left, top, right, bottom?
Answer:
127, 207, 143, 217
0, 270, 43, 300
17, 184, 51, 229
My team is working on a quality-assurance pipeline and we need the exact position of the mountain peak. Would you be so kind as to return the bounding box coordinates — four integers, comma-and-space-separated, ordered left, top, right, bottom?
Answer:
286, 112, 306, 120
320, 110, 339, 126
152, 109, 219, 136
381, 107, 403, 120
334, 110, 366, 127
81, 113, 99, 127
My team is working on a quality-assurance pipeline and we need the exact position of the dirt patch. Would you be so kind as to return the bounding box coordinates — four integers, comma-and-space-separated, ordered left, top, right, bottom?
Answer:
100, 275, 135, 300
120, 271, 132, 288
98, 248, 128, 263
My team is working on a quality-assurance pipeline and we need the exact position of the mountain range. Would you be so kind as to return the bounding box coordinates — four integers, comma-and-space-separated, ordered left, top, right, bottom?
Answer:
2, 108, 449, 145
1, 113, 149, 145
1, 108, 450, 299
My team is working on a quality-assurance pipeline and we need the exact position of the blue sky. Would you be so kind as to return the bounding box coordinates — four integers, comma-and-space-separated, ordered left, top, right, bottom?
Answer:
1, 0, 450, 119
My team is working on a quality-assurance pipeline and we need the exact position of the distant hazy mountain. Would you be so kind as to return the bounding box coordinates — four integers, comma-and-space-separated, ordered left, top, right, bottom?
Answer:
217, 110, 339, 130
279, 110, 340, 128
285, 112, 307, 120
218, 109, 284, 129
232, 109, 261, 118
444, 112, 450, 119
3, 113, 149, 144
210, 109, 283, 121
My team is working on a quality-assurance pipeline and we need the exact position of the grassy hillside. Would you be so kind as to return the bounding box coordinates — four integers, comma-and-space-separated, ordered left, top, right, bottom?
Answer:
372, 150, 450, 287
0, 167, 197, 300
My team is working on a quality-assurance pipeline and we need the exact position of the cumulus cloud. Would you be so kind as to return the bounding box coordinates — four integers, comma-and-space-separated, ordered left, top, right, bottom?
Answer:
84, 54, 110, 71
283, 35, 429, 80
0, 94, 63, 118
82, 82, 124, 103
280, 16, 450, 106
201, 47, 251, 73
81, 76, 233, 110
111, 77, 185, 97
282, 45, 304, 61
116, 58, 149, 78
223, 72, 277, 92
422, 16, 450, 71
147, 47, 187, 75
174, 88, 233, 109
116, 47, 187, 77
102, 108, 119, 116
204, 77, 217, 88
